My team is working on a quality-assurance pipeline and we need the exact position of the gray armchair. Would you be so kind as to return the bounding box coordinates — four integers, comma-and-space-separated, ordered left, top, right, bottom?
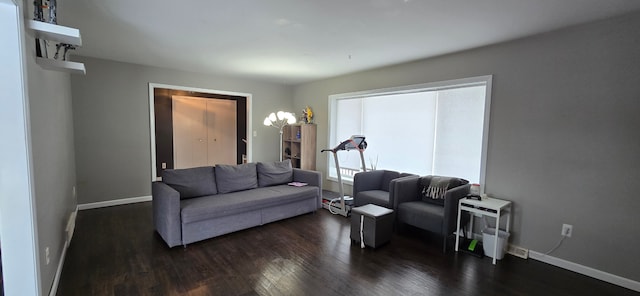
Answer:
393, 175, 470, 252
353, 170, 415, 209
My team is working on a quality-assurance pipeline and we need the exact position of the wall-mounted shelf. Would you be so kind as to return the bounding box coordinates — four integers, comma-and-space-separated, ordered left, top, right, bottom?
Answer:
27, 20, 82, 46
27, 20, 85, 74
36, 57, 86, 75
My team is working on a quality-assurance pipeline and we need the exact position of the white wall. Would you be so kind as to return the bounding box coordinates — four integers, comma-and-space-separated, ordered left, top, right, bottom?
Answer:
26, 42, 77, 296
70, 57, 293, 204
1, 1, 77, 295
0, 1, 41, 295
293, 12, 640, 283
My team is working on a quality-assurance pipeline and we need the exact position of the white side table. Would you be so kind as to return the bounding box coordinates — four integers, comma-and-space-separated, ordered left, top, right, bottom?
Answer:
455, 196, 512, 264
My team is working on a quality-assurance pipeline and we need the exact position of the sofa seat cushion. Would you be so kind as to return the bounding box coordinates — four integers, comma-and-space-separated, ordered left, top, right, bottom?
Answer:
354, 190, 391, 208
180, 185, 318, 224
397, 201, 443, 233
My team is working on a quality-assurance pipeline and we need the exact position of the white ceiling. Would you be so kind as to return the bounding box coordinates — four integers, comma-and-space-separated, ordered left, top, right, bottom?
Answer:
59, 0, 640, 85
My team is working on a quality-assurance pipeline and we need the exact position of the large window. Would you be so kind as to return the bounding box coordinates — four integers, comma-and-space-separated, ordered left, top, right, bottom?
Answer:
328, 76, 491, 186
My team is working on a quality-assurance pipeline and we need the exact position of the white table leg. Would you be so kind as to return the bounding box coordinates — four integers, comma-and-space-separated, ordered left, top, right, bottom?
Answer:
360, 215, 365, 249
493, 210, 501, 265
469, 214, 475, 238
455, 205, 462, 252
506, 205, 511, 233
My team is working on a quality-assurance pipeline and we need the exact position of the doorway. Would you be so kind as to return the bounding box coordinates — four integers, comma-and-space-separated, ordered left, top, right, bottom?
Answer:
149, 84, 252, 180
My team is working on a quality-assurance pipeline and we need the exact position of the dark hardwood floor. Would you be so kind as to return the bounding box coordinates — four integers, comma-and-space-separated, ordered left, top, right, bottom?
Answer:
58, 201, 637, 296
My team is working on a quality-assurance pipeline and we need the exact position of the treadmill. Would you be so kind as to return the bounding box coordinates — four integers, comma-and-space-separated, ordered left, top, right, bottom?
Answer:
321, 135, 368, 217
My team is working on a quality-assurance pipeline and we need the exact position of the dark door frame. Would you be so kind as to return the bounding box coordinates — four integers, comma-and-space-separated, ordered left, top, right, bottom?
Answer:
148, 83, 252, 180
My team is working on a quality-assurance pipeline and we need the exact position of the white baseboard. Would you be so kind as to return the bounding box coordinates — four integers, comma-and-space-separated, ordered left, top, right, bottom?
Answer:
77, 195, 152, 210
48, 239, 68, 296
50, 208, 78, 296
529, 250, 640, 292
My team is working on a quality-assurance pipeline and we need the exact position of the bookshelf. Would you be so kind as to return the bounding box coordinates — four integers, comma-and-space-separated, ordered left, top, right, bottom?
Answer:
282, 124, 316, 170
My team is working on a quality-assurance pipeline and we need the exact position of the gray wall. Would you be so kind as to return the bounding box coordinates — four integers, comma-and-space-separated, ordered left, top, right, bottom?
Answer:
25, 27, 78, 296
293, 12, 640, 281
70, 57, 293, 204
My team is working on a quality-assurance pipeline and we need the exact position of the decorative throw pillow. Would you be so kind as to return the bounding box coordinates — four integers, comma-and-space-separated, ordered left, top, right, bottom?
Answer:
162, 166, 217, 199
421, 176, 449, 204
420, 176, 468, 205
257, 159, 293, 187
215, 163, 258, 193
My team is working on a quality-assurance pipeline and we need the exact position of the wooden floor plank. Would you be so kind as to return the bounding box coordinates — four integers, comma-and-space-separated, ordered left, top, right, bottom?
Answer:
56, 201, 637, 296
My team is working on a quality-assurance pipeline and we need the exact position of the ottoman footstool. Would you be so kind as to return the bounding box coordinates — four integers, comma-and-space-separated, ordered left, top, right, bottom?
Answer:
350, 204, 394, 248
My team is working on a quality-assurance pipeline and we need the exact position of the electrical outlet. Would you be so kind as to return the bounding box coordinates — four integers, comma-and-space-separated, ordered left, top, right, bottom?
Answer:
45, 247, 50, 265
562, 224, 573, 237
161, 162, 167, 169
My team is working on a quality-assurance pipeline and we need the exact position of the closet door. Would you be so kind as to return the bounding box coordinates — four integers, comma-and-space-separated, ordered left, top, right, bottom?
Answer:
206, 99, 237, 165
172, 97, 208, 169
173, 96, 238, 169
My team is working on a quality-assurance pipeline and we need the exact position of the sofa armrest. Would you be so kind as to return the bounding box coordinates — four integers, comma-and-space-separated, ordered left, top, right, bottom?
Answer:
353, 170, 385, 197
443, 184, 471, 234
292, 169, 322, 209
388, 175, 419, 210
292, 168, 322, 187
391, 176, 420, 209
152, 181, 182, 247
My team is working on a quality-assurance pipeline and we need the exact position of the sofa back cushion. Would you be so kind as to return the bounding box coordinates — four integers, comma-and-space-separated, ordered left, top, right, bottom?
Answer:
419, 175, 468, 206
380, 170, 401, 192
257, 160, 293, 187
400, 172, 418, 178
215, 163, 258, 193
162, 166, 217, 199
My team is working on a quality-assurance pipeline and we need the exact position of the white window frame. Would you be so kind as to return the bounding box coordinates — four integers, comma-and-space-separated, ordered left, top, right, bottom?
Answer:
327, 75, 492, 193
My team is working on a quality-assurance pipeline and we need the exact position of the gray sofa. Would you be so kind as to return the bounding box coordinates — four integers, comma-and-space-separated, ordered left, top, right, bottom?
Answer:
152, 160, 321, 248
